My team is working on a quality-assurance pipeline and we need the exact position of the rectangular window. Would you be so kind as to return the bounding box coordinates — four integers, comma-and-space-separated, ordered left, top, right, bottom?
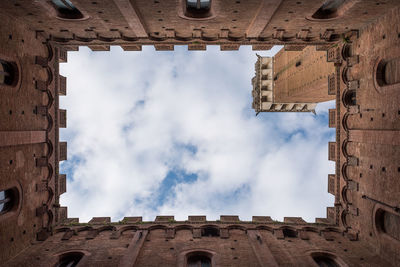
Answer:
187, 0, 211, 10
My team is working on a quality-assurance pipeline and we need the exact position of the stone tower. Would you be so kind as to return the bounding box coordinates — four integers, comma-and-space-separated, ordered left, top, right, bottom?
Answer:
251, 46, 335, 114
273, 46, 335, 104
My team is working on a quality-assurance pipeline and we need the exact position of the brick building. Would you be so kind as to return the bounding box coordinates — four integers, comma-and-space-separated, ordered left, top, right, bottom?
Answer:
0, 0, 399, 266
251, 45, 335, 113
273, 46, 335, 104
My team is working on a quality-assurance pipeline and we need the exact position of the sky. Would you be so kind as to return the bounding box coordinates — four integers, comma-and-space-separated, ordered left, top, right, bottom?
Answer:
59, 45, 335, 223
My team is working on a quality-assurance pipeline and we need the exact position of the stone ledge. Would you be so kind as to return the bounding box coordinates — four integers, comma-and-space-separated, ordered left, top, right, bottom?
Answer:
89, 217, 111, 224
188, 216, 206, 222
252, 216, 273, 223
284, 217, 306, 224
122, 217, 143, 223
220, 215, 240, 222
155, 216, 175, 222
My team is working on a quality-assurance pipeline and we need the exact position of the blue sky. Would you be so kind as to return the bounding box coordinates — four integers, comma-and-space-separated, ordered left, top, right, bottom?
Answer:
59, 45, 335, 222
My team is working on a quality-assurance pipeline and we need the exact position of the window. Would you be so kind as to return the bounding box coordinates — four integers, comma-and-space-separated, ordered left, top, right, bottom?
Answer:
0, 60, 17, 86
201, 227, 219, 237
57, 252, 84, 267
187, 0, 211, 11
343, 90, 356, 107
328, 74, 336, 95
311, 0, 346, 19
187, 254, 211, 267
295, 61, 302, 67
0, 189, 17, 215
376, 58, 400, 87
282, 228, 297, 238
51, 0, 84, 20
341, 44, 352, 60
185, 0, 212, 18
313, 255, 340, 267
376, 209, 400, 241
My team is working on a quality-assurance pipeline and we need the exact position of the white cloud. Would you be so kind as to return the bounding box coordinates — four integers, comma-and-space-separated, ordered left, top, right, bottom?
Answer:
59, 45, 335, 223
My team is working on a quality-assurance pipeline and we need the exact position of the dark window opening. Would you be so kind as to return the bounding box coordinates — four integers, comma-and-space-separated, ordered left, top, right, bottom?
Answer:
0, 188, 17, 215
341, 67, 351, 84
57, 252, 84, 267
328, 50, 336, 61
51, 0, 84, 20
295, 61, 301, 67
201, 227, 219, 237
341, 44, 353, 60
186, 0, 212, 18
261, 96, 268, 102
0, 60, 17, 86
313, 255, 340, 267
282, 228, 297, 238
187, 254, 211, 267
376, 209, 400, 241
376, 58, 400, 87
311, 0, 346, 19
343, 90, 356, 107
328, 74, 336, 94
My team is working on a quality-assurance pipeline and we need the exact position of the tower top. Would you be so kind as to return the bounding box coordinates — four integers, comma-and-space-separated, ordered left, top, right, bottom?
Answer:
251, 55, 317, 113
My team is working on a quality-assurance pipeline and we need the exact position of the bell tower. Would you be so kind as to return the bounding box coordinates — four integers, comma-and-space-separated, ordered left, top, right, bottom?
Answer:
252, 46, 335, 113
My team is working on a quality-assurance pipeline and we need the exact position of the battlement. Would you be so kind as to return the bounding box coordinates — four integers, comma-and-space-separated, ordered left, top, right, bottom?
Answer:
52, 214, 353, 244
63, 43, 274, 54
57, 210, 335, 227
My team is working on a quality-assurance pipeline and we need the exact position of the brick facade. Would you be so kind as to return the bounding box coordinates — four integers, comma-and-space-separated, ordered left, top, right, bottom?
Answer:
273, 46, 335, 104
0, 1, 399, 266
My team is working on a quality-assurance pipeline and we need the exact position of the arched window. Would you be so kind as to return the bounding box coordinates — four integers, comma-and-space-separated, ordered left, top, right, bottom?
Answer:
376, 58, 400, 87
341, 44, 352, 60
201, 226, 219, 237
313, 255, 340, 267
343, 90, 356, 107
185, 0, 212, 18
311, 0, 346, 19
0, 189, 17, 215
0, 60, 17, 86
51, 0, 84, 20
57, 252, 84, 267
187, 254, 211, 267
375, 209, 400, 241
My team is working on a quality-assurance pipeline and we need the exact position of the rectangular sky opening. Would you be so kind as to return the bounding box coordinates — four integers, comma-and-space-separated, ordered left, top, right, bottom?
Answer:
59, 45, 336, 223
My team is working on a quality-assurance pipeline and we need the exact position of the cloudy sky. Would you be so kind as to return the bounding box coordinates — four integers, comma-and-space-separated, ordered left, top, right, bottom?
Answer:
59, 45, 335, 223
